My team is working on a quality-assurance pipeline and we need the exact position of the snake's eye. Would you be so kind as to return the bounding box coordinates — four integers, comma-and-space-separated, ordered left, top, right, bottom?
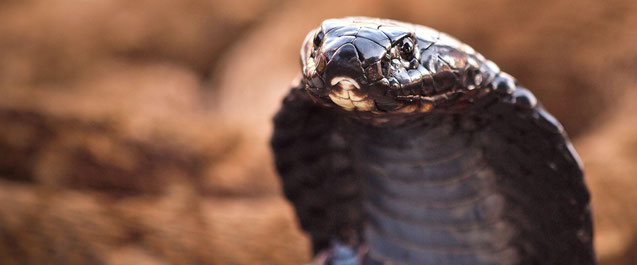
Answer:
313, 30, 324, 48
399, 37, 415, 60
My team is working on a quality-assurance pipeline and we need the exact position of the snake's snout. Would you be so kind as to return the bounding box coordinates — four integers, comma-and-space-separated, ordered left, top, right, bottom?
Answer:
328, 76, 374, 111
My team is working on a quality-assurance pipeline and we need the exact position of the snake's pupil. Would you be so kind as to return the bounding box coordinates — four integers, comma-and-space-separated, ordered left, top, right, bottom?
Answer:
400, 38, 414, 60
402, 42, 412, 53
313, 31, 324, 47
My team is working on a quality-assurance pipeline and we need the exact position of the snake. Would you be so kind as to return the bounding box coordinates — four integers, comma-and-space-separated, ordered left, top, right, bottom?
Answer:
270, 17, 595, 265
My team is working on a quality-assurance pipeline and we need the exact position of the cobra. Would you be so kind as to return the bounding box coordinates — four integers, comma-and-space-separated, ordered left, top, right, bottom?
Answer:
271, 17, 595, 265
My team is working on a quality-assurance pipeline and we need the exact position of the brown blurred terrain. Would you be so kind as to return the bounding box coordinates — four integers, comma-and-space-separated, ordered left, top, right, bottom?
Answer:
0, 0, 636, 264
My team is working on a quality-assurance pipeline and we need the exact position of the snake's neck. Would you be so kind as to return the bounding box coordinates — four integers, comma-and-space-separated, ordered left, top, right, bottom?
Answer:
348, 114, 519, 265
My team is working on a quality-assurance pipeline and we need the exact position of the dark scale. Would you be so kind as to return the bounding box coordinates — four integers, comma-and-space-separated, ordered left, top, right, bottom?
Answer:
271, 17, 595, 265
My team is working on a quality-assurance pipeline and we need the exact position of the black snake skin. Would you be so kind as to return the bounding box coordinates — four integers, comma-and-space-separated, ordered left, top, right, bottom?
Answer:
271, 17, 595, 265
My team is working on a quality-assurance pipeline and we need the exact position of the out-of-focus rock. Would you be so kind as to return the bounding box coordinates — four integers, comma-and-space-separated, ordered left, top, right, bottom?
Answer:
576, 88, 637, 265
0, 60, 305, 263
0, 0, 309, 262
0, 180, 309, 265
0, 63, 242, 195
0, 0, 278, 85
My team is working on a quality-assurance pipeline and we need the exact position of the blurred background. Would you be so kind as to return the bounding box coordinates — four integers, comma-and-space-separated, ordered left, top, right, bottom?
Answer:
0, 0, 636, 264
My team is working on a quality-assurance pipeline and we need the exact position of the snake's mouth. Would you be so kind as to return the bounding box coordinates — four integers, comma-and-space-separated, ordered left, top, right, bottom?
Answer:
327, 76, 435, 114
328, 77, 375, 111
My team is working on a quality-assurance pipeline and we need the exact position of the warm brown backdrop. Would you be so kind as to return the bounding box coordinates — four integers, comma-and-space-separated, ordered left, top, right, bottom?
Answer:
1, 0, 636, 264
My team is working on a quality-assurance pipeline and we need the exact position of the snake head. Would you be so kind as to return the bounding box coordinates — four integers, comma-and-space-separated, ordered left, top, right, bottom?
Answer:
301, 17, 504, 114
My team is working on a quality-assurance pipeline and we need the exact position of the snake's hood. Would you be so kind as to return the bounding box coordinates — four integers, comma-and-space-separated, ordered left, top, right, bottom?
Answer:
300, 17, 510, 115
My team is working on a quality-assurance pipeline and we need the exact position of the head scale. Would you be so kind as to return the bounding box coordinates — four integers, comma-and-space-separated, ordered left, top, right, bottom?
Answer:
300, 17, 503, 116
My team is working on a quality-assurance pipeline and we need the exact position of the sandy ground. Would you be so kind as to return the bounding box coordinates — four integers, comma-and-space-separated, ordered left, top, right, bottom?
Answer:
0, 0, 636, 264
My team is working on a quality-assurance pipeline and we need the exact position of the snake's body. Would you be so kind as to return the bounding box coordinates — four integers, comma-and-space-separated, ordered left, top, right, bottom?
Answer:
271, 17, 595, 265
